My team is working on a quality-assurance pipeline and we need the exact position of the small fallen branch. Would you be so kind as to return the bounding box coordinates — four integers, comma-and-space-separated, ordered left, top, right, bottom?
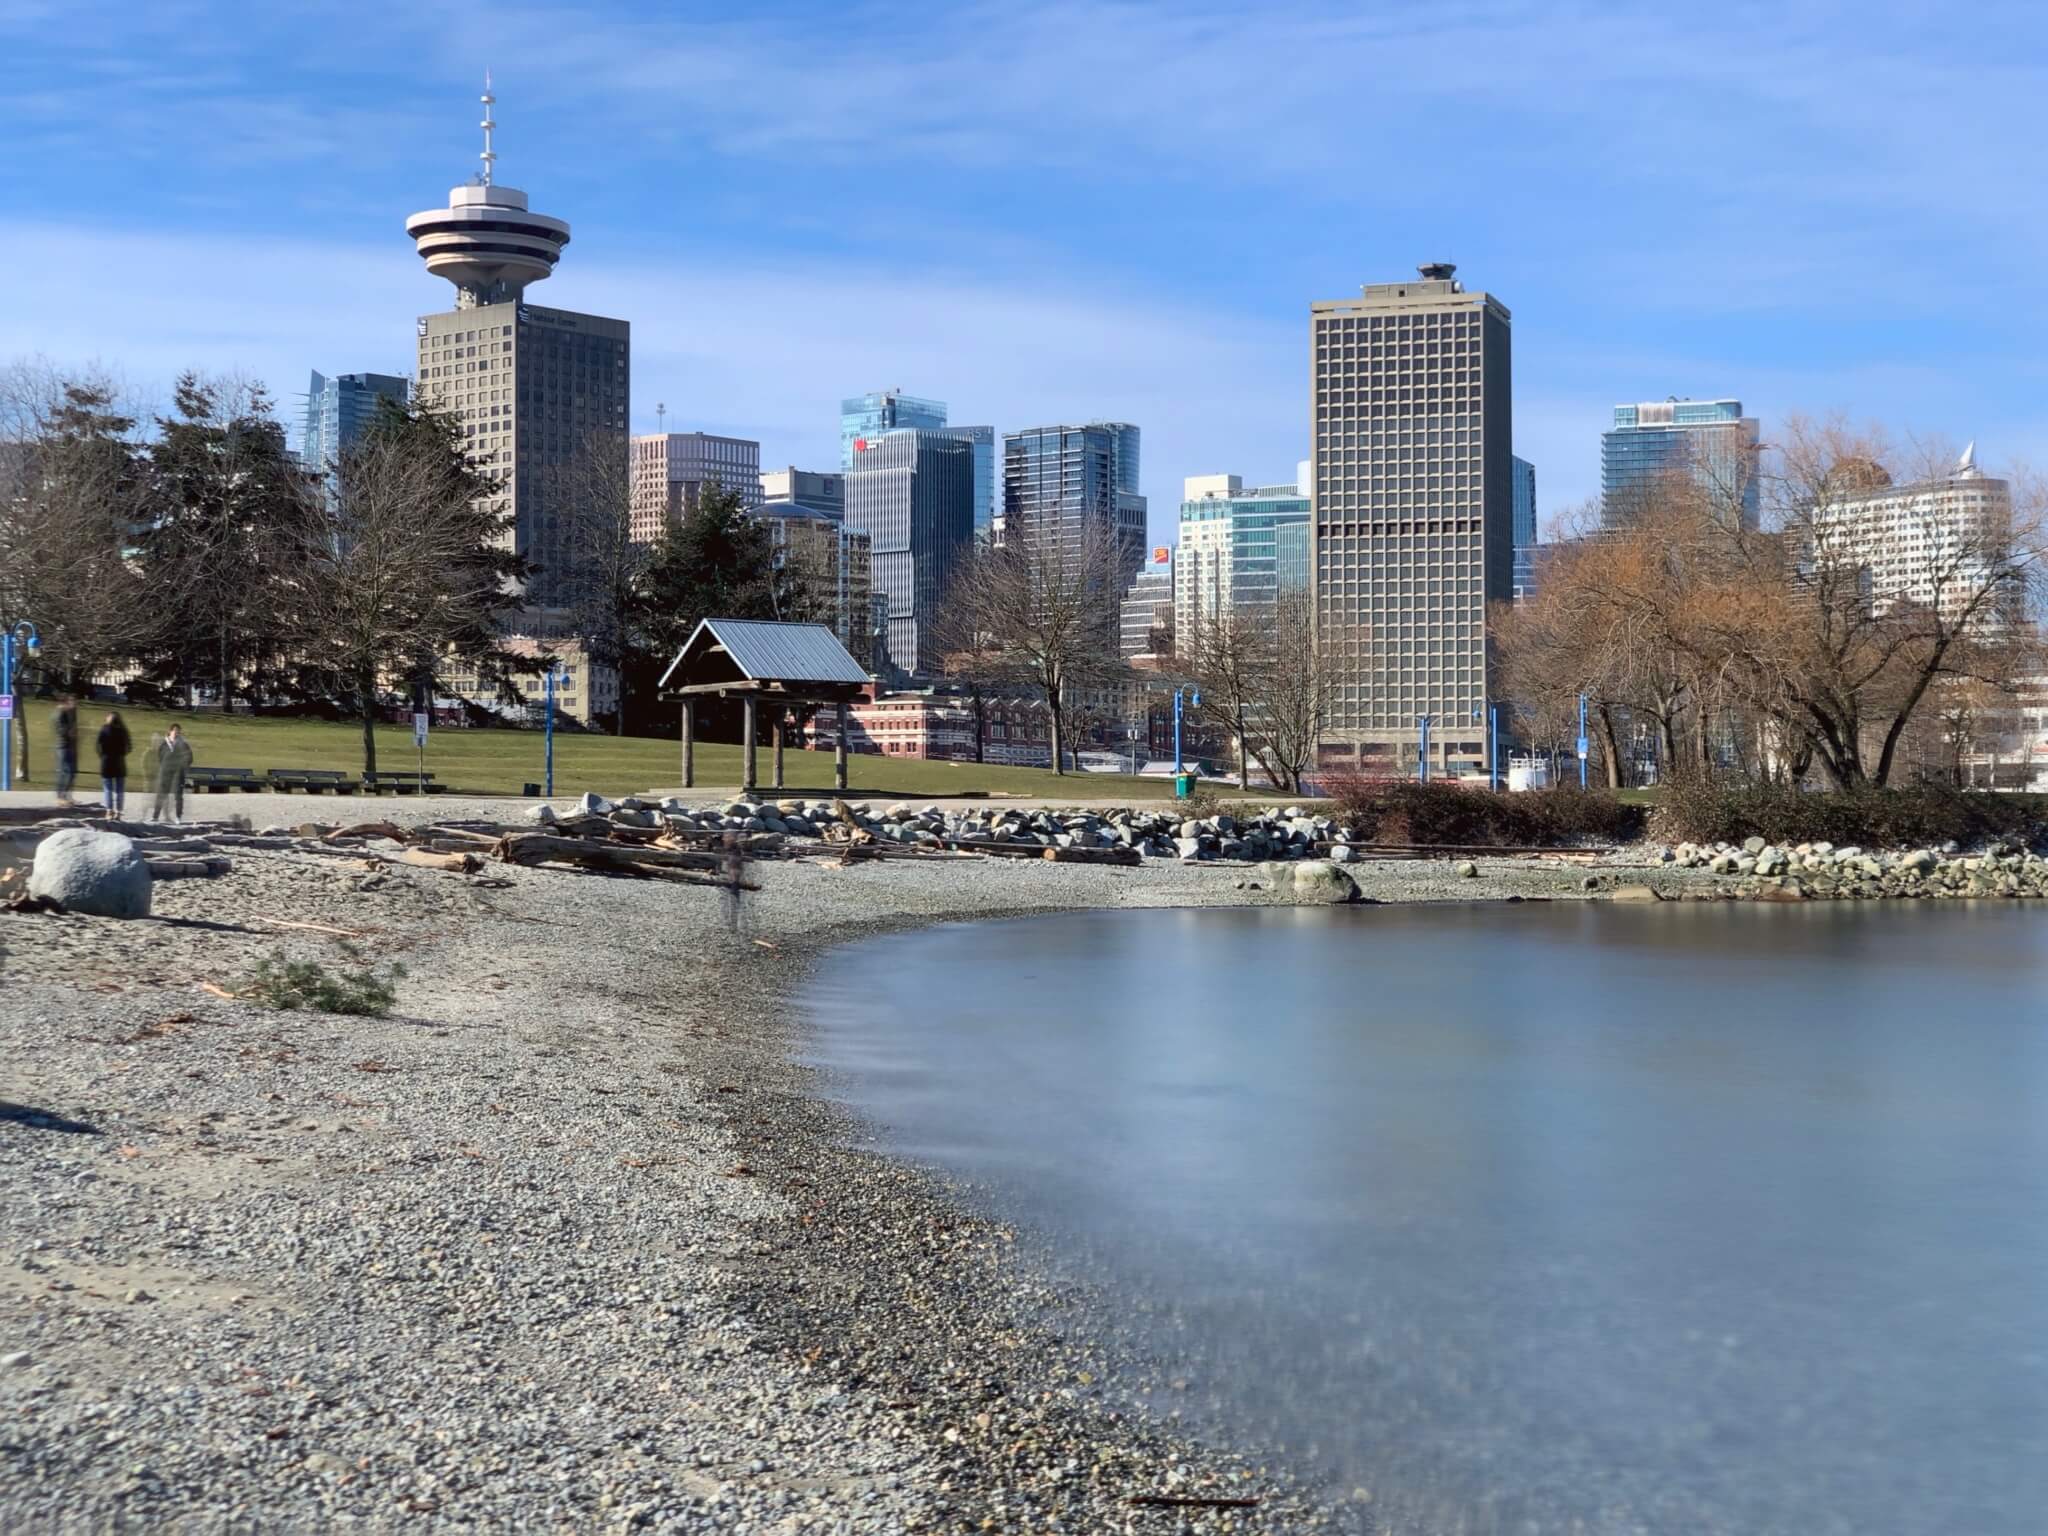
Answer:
1126, 1493, 1263, 1510
146, 857, 234, 881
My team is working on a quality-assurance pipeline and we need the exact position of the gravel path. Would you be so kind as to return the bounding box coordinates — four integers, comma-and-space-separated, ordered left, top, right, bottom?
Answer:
2, 796, 1682, 1534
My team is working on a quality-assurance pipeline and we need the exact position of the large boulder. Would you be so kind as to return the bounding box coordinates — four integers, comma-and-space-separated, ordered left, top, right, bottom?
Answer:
1290, 860, 1360, 904
29, 828, 151, 919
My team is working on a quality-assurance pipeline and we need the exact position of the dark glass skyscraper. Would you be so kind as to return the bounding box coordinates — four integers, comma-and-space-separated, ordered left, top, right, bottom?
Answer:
1000, 422, 1146, 591
841, 390, 947, 469
842, 429, 974, 676
1511, 455, 1538, 601
297, 371, 408, 480
1601, 399, 1759, 529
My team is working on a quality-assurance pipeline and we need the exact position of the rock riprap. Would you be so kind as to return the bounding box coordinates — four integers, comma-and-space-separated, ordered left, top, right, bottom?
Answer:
1656, 838, 2048, 900
27, 828, 152, 918
575, 796, 1357, 866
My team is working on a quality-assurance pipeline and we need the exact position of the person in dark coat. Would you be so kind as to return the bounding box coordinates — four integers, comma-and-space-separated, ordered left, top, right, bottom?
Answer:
52, 695, 78, 805
96, 711, 131, 817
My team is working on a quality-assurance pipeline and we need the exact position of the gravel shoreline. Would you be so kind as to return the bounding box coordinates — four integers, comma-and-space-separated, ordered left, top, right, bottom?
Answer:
0, 793, 1792, 1533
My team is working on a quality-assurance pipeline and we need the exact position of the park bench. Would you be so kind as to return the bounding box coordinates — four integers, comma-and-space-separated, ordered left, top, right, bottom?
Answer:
185, 767, 263, 793
360, 770, 447, 796
267, 768, 360, 795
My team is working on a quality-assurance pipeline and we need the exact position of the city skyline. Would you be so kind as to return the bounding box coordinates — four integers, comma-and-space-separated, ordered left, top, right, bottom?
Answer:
5, 3, 2040, 541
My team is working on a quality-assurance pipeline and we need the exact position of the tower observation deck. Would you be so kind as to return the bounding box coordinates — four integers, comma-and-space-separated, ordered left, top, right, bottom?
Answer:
404, 80, 569, 308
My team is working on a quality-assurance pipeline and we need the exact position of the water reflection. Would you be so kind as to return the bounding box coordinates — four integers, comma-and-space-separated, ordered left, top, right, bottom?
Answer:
803, 904, 2048, 1534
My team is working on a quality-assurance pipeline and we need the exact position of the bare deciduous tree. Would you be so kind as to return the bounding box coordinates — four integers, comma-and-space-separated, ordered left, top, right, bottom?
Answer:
1183, 591, 1331, 792
294, 408, 526, 777
551, 426, 645, 735
939, 520, 1126, 774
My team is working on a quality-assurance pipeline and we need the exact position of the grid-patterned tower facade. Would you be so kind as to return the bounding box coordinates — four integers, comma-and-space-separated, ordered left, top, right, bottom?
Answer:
407, 87, 629, 614
1310, 263, 1512, 777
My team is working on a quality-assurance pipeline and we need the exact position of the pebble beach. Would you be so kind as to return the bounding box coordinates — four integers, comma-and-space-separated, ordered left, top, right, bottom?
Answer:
1, 789, 2012, 1532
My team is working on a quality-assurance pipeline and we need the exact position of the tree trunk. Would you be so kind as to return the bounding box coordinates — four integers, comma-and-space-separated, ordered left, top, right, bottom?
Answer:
1597, 704, 1623, 790
1237, 726, 1249, 790
973, 694, 986, 764
1048, 702, 1064, 775
360, 665, 379, 778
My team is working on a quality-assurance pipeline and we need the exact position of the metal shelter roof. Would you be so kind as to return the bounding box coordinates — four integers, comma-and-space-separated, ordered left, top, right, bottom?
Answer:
658, 617, 870, 692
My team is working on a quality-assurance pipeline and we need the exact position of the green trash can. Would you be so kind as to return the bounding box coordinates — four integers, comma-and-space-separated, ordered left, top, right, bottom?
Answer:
1174, 772, 1196, 799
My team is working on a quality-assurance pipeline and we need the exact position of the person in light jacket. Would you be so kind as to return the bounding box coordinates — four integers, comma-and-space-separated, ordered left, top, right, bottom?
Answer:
96, 711, 131, 816
148, 722, 194, 824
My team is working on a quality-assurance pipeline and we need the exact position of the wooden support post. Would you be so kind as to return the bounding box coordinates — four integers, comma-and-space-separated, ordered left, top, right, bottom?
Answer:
772, 716, 785, 790
681, 700, 695, 789
834, 702, 849, 791
742, 694, 758, 793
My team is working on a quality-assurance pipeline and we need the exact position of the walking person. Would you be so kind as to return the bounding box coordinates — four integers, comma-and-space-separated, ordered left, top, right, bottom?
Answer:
148, 722, 194, 825
52, 695, 78, 805
96, 710, 131, 818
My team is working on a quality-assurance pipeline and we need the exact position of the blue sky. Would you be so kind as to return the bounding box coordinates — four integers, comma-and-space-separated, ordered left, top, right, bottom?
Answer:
3, 0, 2044, 539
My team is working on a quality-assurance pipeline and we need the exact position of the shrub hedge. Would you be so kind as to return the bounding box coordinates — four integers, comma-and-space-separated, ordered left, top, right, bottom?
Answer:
1649, 782, 2048, 849
1324, 774, 1646, 847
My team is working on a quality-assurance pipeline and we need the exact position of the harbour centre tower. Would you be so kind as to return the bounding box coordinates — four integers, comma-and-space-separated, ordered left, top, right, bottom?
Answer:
406, 82, 630, 614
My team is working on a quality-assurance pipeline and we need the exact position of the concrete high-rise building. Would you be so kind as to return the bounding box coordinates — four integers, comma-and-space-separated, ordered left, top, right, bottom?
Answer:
1810, 444, 2012, 625
1601, 398, 1760, 529
934, 425, 998, 535
1310, 262, 1512, 777
1000, 423, 1147, 591
1511, 455, 1539, 602
760, 465, 844, 517
757, 500, 877, 669
841, 389, 946, 469
1174, 474, 1311, 647
1119, 557, 1175, 663
842, 429, 974, 676
296, 371, 408, 480
628, 433, 760, 543
406, 82, 629, 611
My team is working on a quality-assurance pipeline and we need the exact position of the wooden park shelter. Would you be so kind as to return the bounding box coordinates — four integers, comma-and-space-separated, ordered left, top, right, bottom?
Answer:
658, 618, 872, 792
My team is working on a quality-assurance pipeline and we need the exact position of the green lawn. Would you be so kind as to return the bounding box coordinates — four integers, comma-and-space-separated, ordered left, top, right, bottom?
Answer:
44, 705, 1200, 800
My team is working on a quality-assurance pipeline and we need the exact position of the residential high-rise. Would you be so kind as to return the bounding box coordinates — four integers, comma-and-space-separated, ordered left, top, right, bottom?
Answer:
296, 371, 408, 480
1810, 444, 2012, 624
842, 429, 974, 675
1000, 423, 1147, 590
628, 432, 760, 543
1119, 553, 1175, 662
935, 425, 998, 535
1511, 455, 1539, 601
406, 83, 629, 610
841, 389, 946, 469
1174, 473, 1312, 646
1601, 398, 1760, 529
1310, 262, 1512, 777
757, 501, 877, 668
760, 465, 844, 517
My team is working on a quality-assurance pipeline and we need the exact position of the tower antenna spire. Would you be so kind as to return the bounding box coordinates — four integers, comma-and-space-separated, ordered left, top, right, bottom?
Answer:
479, 71, 497, 186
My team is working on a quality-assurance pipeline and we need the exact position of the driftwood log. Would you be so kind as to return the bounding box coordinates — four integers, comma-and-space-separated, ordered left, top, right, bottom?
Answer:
146, 856, 234, 880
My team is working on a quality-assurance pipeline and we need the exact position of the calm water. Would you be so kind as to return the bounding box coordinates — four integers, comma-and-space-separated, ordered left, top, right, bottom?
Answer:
802, 903, 2048, 1535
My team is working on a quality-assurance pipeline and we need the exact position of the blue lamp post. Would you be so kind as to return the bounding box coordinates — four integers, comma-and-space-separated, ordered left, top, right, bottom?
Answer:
0, 619, 41, 793
1577, 691, 1590, 789
543, 666, 568, 797
1172, 684, 1200, 776
1417, 714, 1433, 784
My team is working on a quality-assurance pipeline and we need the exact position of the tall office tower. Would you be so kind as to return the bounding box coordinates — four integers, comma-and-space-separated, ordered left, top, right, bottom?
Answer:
1601, 398, 1760, 529
935, 425, 998, 535
841, 389, 946, 469
1511, 455, 1539, 601
757, 500, 877, 668
627, 432, 760, 543
1000, 423, 1147, 591
1174, 473, 1312, 646
1311, 262, 1511, 778
760, 465, 844, 517
296, 371, 408, 479
842, 429, 974, 675
406, 82, 629, 611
